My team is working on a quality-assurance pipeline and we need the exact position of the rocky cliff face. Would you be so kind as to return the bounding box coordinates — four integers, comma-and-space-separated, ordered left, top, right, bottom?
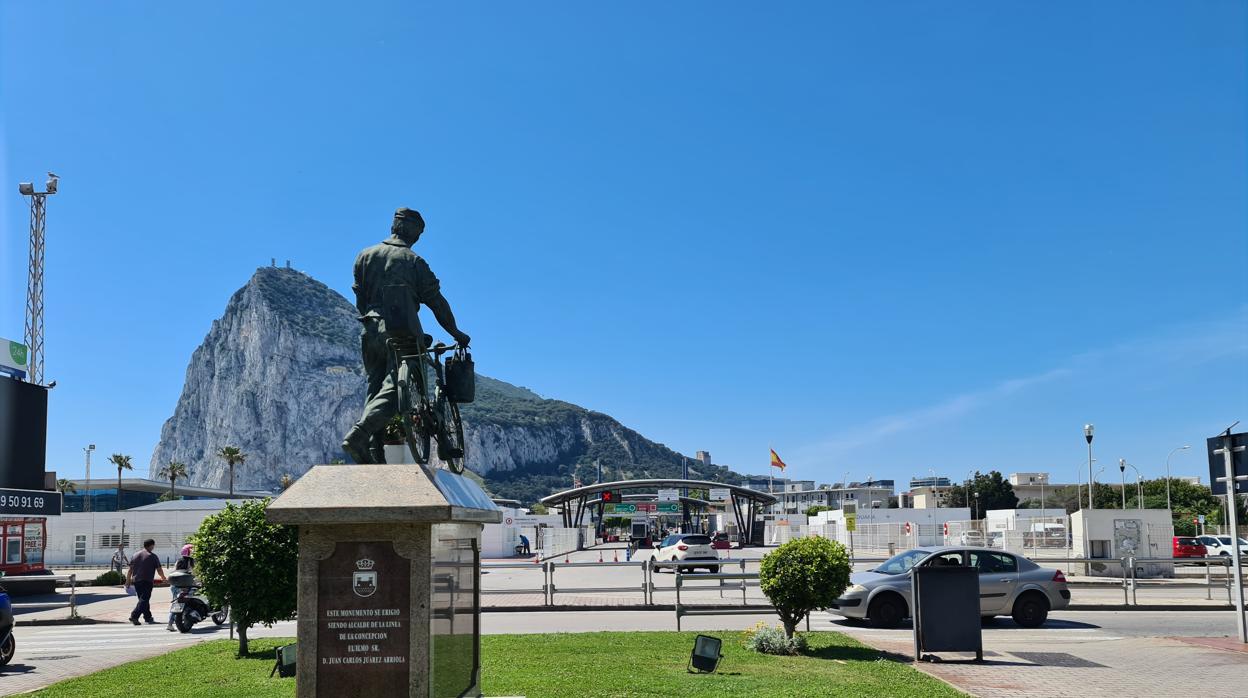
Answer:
150, 267, 743, 503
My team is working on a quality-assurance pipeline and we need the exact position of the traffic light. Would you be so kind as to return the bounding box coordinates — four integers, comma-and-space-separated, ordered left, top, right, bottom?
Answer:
602, 490, 618, 504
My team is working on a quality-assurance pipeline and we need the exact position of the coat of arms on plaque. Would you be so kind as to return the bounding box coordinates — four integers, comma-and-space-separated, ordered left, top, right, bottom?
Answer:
353, 557, 378, 597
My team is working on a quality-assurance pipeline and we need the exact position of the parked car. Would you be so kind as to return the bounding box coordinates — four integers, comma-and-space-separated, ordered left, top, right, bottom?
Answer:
710, 532, 732, 550
0, 584, 13, 666
959, 531, 985, 546
653, 534, 720, 572
1197, 535, 1248, 557
828, 546, 1071, 629
1172, 536, 1208, 559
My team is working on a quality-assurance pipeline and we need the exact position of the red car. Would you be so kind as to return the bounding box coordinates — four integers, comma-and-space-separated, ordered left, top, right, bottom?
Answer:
710, 532, 732, 550
1172, 536, 1207, 558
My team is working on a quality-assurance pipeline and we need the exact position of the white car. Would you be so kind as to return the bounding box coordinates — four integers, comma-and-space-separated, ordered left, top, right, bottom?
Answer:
653, 533, 720, 572
1197, 535, 1248, 557
959, 531, 985, 546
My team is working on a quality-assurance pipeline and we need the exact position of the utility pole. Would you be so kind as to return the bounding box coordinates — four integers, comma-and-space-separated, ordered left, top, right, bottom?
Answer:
18, 174, 57, 385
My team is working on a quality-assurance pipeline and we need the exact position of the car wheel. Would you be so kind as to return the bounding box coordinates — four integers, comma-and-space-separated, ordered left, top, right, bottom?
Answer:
867, 594, 906, 629
708, 565, 720, 574
1011, 592, 1049, 628
0, 633, 14, 666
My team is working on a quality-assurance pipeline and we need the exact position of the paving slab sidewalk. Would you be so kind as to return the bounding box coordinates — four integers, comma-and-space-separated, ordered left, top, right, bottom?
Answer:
857, 629, 1248, 697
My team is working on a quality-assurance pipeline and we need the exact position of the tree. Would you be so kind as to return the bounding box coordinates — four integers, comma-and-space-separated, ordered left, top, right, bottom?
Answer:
55, 478, 76, 495
947, 471, 1018, 513
529, 503, 548, 515
278, 474, 296, 491
216, 446, 246, 497
759, 536, 851, 638
192, 499, 297, 655
107, 453, 132, 511
805, 505, 831, 518
157, 461, 188, 500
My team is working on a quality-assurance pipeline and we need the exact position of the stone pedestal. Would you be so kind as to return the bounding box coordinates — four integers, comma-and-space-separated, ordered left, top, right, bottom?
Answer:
267, 464, 501, 698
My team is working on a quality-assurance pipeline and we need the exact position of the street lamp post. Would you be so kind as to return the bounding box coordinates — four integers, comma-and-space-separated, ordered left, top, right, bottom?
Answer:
1118, 459, 1127, 509
83, 444, 95, 513
1127, 462, 1143, 509
928, 468, 939, 507
1165, 445, 1191, 512
1084, 424, 1095, 509
973, 491, 980, 520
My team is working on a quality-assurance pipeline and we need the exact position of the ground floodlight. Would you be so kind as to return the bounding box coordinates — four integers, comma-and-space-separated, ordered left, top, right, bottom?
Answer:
688, 634, 723, 673
270, 642, 297, 678
18, 182, 33, 195
45, 177, 57, 194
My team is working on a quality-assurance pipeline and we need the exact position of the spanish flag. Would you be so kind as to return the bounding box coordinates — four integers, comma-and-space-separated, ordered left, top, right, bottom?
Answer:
769, 448, 787, 471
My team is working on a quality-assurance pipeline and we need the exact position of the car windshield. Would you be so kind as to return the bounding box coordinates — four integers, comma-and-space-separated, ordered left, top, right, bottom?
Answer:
873, 549, 930, 575
681, 536, 712, 545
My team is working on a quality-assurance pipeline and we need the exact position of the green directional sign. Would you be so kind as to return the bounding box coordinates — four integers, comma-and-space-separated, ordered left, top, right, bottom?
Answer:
657, 502, 680, 513
605, 503, 637, 514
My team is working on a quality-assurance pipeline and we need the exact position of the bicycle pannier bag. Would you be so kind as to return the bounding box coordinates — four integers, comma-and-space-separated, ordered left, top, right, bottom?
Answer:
444, 349, 475, 403
382, 284, 423, 339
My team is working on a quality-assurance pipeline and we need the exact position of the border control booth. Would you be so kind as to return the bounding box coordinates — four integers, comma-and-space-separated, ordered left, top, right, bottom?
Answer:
267, 464, 501, 698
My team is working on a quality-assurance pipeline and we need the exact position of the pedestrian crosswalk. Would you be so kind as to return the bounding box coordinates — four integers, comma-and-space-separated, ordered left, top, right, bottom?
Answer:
13, 620, 298, 658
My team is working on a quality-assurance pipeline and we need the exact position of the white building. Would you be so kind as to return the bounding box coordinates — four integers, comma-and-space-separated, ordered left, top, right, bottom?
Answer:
45, 499, 234, 567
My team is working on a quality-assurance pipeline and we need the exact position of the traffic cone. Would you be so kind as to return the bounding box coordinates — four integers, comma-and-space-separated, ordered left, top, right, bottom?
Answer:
598, 551, 604, 563
533, 555, 539, 564
565, 554, 570, 564
614, 550, 619, 562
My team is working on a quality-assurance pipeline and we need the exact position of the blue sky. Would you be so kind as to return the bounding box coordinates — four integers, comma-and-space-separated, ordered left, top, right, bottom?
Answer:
2, 3, 1245, 488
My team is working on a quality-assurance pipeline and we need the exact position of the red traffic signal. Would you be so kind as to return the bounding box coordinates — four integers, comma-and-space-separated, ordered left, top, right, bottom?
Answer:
602, 491, 618, 503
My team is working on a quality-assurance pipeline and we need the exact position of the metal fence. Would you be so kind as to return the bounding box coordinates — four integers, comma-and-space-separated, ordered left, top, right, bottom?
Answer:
6, 573, 79, 619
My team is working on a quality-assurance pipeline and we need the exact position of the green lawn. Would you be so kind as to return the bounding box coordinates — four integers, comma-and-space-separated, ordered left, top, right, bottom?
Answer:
29, 631, 964, 698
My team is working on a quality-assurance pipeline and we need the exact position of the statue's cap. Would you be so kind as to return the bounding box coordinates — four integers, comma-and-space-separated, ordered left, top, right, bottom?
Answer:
394, 208, 424, 226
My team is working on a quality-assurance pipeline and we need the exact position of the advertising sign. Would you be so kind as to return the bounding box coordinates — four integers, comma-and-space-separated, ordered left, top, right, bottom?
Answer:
0, 488, 61, 517
0, 338, 27, 373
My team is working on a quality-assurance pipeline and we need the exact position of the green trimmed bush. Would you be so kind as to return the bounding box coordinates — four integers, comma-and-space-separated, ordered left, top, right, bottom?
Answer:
760, 535, 852, 638
93, 570, 124, 586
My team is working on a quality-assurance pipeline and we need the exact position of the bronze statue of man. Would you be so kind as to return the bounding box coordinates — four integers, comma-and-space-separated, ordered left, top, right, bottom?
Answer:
341, 208, 471, 464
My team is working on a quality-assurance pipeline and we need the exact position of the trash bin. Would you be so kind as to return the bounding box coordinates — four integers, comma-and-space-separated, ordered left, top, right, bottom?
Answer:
912, 564, 982, 662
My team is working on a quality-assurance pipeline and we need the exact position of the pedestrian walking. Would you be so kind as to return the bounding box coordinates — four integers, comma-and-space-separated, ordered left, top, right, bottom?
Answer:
166, 544, 195, 632
110, 544, 129, 576
125, 538, 167, 625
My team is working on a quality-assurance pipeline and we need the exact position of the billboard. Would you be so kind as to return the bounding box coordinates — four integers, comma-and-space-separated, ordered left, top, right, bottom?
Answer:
0, 339, 28, 375
0, 377, 48, 490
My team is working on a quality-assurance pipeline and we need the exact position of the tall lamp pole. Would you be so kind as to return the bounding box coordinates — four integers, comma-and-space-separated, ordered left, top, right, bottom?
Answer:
1118, 459, 1127, 509
1084, 424, 1095, 509
1165, 445, 1191, 512
18, 173, 57, 386
83, 444, 95, 513
1127, 462, 1143, 509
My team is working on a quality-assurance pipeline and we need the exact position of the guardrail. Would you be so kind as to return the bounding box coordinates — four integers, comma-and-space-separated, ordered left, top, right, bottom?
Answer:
6, 573, 78, 618
481, 552, 1241, 611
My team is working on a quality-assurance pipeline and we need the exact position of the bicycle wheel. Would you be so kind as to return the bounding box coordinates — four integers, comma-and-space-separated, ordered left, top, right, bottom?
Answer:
435, 396, 466, 474
396, 358, 431, 464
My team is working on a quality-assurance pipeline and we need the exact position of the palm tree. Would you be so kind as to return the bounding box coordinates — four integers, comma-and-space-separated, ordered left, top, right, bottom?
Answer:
55, 478, 77, 495
278, 474, 296, 491
108, 453, 133, 511
157, 461, 188, 500
216, 446, 246, 497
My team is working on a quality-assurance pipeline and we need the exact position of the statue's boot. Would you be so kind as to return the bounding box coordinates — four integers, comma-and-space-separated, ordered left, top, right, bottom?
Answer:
368, 434, 386, 464
341, 425, 374, 464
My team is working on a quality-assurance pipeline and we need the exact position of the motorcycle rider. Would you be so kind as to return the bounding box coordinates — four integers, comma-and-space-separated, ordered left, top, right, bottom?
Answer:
167, 544, 194, 631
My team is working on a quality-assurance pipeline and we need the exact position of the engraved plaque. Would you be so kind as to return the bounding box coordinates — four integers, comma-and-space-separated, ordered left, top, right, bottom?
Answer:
317, 541, 411, 696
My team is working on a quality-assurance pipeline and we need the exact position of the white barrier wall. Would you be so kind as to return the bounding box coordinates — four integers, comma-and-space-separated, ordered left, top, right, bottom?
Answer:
45, 507, 227, 567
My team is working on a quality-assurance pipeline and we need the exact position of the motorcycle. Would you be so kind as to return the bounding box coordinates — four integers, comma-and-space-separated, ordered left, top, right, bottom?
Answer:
171, 584, 229, 633
0, 584, 15, 666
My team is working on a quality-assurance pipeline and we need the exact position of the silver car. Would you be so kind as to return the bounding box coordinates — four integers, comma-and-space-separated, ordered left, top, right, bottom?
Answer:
828, 546, 1070, 628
